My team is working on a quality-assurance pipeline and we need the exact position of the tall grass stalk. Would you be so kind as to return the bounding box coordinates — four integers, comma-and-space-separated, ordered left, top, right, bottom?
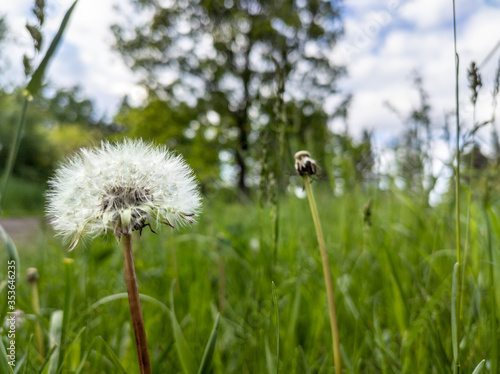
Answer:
27, 268, 44, 358
484, 202, 498, 373
303, 176, 342, 374
122, 233, 151, 374
451, 2, 462, 372
0, 0, 78, 214
0, 97, 29, 213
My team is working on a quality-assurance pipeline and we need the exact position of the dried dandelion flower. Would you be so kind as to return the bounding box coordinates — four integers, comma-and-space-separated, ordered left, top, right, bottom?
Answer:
46, 139, 201, 251
294, 150, 318, 176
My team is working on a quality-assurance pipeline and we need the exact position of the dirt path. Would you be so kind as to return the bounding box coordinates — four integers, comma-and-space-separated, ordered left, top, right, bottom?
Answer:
0, 217, 43, 245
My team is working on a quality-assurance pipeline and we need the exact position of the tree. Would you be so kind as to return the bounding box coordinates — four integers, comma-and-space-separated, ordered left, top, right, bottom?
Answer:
112, 0, 345, 193
0, 87, 105, 181
0, 17, 6, 45
113, 99, 221, 191
386, 74, 435, 197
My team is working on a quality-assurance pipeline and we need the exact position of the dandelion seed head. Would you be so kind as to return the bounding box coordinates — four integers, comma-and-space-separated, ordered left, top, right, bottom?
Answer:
46, 139, 202, 250
294, 150, 318, 176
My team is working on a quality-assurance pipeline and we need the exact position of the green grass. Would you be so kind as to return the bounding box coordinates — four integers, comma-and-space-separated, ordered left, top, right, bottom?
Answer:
0, 176, 46, 216
0, 182, 498, 373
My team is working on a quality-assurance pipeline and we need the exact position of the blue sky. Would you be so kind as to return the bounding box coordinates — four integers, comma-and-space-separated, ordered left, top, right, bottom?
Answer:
2, 0, 500, 149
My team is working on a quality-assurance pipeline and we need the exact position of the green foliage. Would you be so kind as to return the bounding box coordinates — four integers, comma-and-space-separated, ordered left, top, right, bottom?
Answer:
26, 0, 78, 96
114, 100, 220, 188
0, 17, 7, 45
198, 314, 220, 374
170, 280, 199, 374
0, 88, 104, 184
0, 176, 46, 216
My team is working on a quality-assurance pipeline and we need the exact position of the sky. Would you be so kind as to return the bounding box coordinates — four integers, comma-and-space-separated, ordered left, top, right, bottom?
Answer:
1, 0, 500, 149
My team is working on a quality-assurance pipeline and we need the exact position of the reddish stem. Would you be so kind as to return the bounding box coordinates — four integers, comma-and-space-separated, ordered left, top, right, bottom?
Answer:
122, 233, 152, 374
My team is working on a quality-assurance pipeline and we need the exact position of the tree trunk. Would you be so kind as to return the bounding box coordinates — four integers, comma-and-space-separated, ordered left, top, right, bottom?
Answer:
234, 36, 252, 195
235, 111, 249, 194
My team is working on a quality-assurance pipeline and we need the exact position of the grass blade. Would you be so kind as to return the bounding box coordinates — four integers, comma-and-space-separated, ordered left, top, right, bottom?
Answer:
47, 310, 63, 374
26, 1, 79, 96
197, 313, 220, 374
59, 258, 74, 368
57, 327, 85, 372
451, 262, 459, 374
13, 334, 32, 374
272, 281, 279, 374
88, 292, 170, 314
170, 281, 198, 374
1, 1, 78, 206
0, 98, 29, 209
0, 335, 14, 374
265, 339, 276, 374
0, 224, 20, 276
97, 337, 127, 374
79, 292, 170, 328
38, 344, 57, 374
287, 283, 301, 353
472, 359, 486, 374
75, 337, 99, 374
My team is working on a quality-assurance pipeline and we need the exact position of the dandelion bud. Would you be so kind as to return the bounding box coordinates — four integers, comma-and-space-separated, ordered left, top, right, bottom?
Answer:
27, 267, 39, 284
294, 150, 318, 176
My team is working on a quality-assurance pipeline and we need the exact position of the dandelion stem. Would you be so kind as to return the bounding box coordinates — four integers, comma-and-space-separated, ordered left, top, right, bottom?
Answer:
122, 233, 151, 374
303, 176, 342, 374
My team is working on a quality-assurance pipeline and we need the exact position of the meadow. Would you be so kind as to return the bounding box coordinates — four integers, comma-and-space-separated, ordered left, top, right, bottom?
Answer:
1, 175, 498, 373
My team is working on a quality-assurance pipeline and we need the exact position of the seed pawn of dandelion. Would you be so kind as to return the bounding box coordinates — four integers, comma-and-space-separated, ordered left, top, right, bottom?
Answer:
295, 150, 342, 374
47, 139, 201, 374
47, 139, 201, 250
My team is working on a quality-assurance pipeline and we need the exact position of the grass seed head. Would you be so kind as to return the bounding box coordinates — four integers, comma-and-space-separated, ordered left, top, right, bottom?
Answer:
46, 139, 202, 250
467, 61, 482, 106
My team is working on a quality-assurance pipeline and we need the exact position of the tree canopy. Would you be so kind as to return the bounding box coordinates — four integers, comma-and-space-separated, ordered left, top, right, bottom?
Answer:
112, 0, 346, 192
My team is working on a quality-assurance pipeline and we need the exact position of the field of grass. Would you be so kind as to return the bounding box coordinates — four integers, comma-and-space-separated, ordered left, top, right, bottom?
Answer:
1, 177, 47, 217
1, 180, 498, 373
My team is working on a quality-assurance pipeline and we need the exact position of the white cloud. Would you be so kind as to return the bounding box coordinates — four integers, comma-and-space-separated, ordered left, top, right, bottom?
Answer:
1, 0, 146, 115
335, 0, 500, 141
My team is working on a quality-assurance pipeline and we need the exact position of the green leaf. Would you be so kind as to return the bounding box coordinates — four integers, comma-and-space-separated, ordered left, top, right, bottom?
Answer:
97, 337, 127, 374
26, 0, 78, 96
170, 281, 198, 374
298, 346, 312, 374
57, 327, 86, 372
265, 339, 276, 374
286, 283, 301, 354
0, 336, 14, 374
272, 282, 279, 374
0, 224, 20, 277
87, 292, 169, 315
59, 258, 75, 368
47, 310, 63, 374
14, 334, 32, 374
472, 359, 486, 374
75, 338, 98, 374
197, 313, 220, 374
451, 262, 459, 371
38, 344, 57, 374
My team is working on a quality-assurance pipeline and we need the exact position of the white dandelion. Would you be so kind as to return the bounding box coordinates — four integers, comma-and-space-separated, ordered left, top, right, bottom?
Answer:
46, 139, 202, 251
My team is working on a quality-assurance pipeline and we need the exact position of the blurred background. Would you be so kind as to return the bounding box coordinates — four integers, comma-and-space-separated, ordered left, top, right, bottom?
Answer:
1, 0, 500, 211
